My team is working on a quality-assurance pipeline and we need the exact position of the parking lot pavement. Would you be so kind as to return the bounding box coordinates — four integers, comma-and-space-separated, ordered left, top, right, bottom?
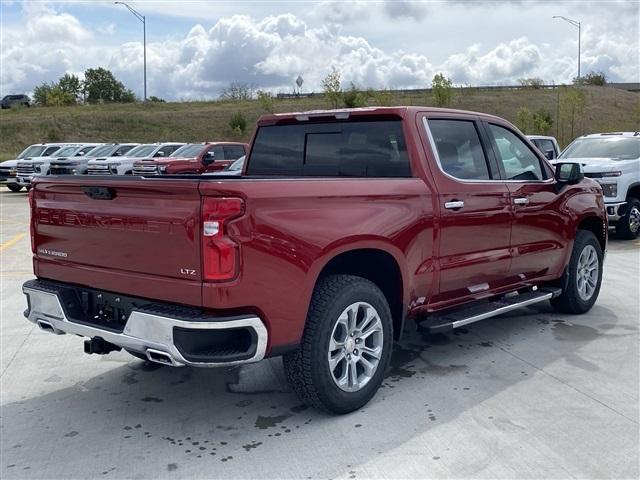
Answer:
1, 187, 638, 480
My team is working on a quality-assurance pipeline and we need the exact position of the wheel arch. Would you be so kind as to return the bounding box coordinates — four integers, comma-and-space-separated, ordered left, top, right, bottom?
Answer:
308, 242, 409, 341
577, 215, 607, 253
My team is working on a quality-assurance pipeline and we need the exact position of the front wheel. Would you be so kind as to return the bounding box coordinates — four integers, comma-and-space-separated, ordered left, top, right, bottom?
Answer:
283, 275, 393, 414
615, 197, 640, 240
6, 183, 23, 192
551, 230, 603, 314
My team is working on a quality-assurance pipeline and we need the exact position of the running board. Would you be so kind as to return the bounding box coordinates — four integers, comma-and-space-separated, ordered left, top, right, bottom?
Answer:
422, 288, 562, 333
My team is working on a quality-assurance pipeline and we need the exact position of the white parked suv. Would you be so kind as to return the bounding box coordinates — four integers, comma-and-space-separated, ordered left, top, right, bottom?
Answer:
87, 143, 184, 175
558, 132, 640, 239
16, 143, 102, 187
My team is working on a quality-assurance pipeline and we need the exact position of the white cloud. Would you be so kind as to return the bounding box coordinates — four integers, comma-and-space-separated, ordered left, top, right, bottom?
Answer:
1, 2, 637, 100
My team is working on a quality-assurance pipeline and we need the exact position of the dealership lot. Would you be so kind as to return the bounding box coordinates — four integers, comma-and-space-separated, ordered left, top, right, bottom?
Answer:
1, 189, 638, 479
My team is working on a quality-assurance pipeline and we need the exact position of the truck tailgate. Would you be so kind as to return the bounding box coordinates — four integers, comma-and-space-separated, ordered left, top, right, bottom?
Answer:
32, 178, 203, 306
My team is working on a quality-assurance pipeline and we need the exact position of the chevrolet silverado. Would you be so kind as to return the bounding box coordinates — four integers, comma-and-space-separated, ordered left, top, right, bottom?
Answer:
23, 107, 607, 413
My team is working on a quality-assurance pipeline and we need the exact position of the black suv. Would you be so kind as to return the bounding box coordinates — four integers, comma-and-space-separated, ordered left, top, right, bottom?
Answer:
1, 95, 30, 109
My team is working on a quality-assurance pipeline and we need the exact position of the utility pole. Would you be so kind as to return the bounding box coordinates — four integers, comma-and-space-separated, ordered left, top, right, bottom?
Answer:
115, 2, 147, 101
553, 15, 581, 80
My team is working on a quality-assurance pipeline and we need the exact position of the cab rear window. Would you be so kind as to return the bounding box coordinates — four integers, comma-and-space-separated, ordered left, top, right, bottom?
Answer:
247, 120, 411, 177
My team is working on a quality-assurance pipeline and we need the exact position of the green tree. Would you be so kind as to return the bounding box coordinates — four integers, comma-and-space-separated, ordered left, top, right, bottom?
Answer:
148, 95, 166, 102
532, 109, 553, 134
83, 67, 135, 103
342, 82, 367, 108
559, 87, 587, 144
58, 73, 82, 103
32, 82, 53, 106
431, 73, 454, 107
516, 107, 533, 133
321, 66, 342, 109
45, 85, 76, 106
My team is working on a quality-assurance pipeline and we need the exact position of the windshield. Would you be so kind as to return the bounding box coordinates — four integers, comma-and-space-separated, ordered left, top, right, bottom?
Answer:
76, 145, 100, 156
18, 145, 46, 158
55, 146, 81, 157
171, 144, 205, 158
125, 145, 158, 157
560, 137, 640, 161
229, 156, 245, 171
87, 145, 117, 157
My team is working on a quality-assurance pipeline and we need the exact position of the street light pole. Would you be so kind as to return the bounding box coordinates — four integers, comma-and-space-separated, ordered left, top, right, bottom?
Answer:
115, 1, 146, 101
553, 15, 581, 80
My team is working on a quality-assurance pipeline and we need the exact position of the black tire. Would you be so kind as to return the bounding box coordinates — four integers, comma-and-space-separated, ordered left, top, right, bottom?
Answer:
551, 230, 603, 314
283, 274, 393, 414
6, 183, 23, 192
615, 197, 640, 240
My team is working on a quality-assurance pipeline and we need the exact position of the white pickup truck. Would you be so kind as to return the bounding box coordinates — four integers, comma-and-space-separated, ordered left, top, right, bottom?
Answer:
558, 132, 640, 239
86, 143, 184, 175
16, 143, 102, 188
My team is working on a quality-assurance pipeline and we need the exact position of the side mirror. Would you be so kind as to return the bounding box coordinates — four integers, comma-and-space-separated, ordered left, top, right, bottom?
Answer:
156, 151, 166, 157
203, 151, 215, 165
544, 149, 555, 160
555, 162, 584, 186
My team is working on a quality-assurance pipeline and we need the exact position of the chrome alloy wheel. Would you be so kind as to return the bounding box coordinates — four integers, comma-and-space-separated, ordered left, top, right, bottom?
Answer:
628, 206, 640, 233
576, 244, 599, 301
328, 302, 384, 392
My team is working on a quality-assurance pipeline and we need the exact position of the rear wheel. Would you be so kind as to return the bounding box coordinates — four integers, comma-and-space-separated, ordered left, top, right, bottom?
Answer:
551, 230, 603, 314
6, 183, 23, 192
283, 275, 393, 414
615, 197, 640, 240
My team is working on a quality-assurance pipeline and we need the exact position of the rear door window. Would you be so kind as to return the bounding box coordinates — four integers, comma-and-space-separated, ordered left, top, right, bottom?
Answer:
426, 119, 491, 180
247, 120, 411, 177
223, 145, 246, 160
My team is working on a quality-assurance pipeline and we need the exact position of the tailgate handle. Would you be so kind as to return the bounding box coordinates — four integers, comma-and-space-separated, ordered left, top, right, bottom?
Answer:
83, 186, 116, 200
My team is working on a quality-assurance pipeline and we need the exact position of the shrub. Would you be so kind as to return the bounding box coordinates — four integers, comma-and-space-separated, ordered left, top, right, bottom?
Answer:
516, 107, 533, 132
518, 77, 545, 89
148, 96, 166, 103
343, 83, 367, 108
257, 90, 275, 113
431, 73, 454, 107
322, 66, 342, 109
574, 71, 607, 86
229, 112, 247, 133
374, 88, 393, 106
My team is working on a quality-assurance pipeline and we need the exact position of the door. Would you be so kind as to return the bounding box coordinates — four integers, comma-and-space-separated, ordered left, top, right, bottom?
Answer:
203, 145, 225, 172
484, 123, 567, 281
423, 116, 513, 308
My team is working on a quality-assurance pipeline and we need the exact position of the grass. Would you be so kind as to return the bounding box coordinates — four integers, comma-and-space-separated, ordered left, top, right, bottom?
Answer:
0, 86, 638, 161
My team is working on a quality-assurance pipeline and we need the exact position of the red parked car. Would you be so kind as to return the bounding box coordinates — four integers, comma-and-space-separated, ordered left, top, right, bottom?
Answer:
23, 107, 606, 414
132, 142, 248, 175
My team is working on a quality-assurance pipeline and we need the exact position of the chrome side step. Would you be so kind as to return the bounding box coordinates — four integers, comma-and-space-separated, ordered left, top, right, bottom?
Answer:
423, 288, 562, 333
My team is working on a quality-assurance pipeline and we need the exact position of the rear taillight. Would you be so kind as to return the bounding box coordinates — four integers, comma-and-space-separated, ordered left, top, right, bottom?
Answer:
201, 197, 244, 281
28, 188, 36, 253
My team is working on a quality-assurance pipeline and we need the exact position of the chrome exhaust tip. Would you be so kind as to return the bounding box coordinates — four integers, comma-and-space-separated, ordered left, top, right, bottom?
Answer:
36, 319, 64, 335
145, 348, 181, 367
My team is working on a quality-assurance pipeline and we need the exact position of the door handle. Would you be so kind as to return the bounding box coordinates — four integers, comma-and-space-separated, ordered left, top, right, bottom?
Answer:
444, 200, 465, 210
514, 197, 530, 205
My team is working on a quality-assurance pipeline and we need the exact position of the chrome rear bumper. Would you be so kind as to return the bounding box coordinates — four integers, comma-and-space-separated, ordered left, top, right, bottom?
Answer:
23, 280, 268, 368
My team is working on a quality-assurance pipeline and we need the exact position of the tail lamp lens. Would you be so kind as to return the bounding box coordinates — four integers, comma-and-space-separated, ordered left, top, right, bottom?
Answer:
201, 197, 244, 281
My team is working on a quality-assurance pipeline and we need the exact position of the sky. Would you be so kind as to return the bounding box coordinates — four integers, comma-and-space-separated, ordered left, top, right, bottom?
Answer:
1, 0, 638, 101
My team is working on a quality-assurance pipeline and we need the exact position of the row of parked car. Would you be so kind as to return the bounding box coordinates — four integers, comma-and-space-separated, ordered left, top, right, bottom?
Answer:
0, 141, 248, 192
1, 130, 639, 239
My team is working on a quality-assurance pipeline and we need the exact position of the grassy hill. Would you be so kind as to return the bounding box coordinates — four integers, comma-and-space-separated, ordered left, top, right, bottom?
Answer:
1, 85, 638, 161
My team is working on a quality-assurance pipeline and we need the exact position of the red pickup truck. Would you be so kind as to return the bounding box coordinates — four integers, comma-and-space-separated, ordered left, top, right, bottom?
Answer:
132, 142, 248, 175
23, 107, 606, 414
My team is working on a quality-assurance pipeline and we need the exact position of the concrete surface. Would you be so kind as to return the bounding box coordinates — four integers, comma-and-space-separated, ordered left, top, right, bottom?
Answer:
1, 187, 638, 479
